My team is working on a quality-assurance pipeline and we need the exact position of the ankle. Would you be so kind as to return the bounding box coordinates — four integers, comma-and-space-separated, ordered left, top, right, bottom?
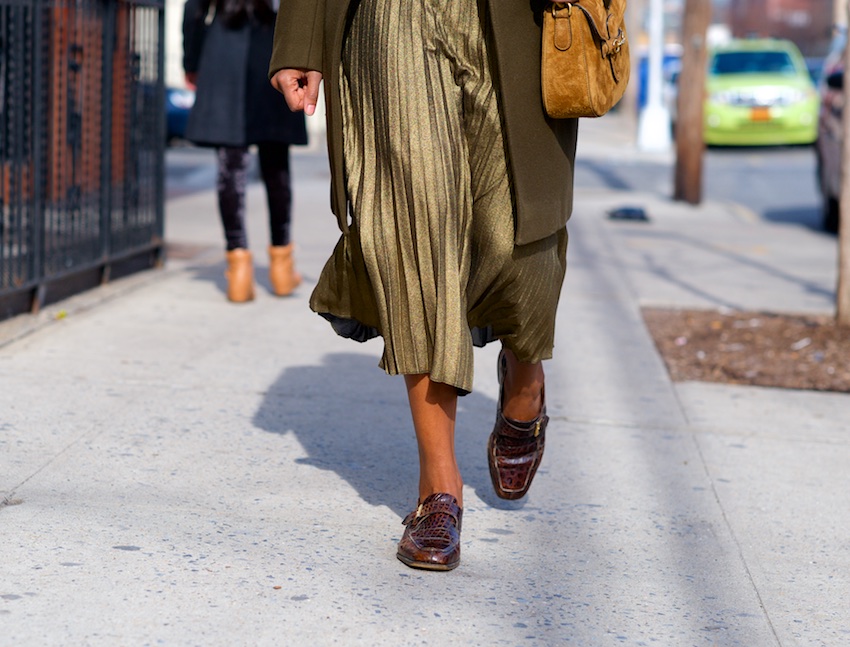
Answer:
501, 358, 545, 422
419, 478, 464, 508
502, 396, 543, 423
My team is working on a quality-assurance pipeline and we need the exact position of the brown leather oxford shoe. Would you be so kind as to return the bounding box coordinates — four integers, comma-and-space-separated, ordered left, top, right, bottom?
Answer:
397, 493, 462, 571
488, 350, 547, 500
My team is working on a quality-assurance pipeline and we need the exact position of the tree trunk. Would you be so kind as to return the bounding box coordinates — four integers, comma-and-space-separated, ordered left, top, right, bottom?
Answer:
673, 0, 712, 204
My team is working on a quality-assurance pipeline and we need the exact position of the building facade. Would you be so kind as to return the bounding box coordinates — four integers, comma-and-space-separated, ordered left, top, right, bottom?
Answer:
723, 0, 834, 56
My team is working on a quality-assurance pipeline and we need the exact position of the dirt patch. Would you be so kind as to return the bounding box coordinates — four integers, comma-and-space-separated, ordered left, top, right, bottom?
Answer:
642, 307, 850, 393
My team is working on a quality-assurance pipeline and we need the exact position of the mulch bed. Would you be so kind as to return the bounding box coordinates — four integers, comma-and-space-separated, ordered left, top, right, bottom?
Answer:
642, 307, 850, 393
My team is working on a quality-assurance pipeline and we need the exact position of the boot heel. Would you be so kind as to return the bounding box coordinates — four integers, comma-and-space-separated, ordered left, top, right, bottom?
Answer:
268, 244, 302, 296
225, 249, 255, 303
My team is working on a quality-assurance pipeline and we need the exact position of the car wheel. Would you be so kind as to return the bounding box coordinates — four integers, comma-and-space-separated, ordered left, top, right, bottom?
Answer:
824, 195, 839, 234
815, 149, 840, 233
815, 148, 824, 187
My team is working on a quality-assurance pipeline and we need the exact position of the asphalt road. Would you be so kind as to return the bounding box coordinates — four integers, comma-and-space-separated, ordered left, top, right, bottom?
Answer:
704, 145, 824, 230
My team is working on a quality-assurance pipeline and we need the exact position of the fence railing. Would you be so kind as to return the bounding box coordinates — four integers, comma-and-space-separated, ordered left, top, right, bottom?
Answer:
0, 0, 165, 320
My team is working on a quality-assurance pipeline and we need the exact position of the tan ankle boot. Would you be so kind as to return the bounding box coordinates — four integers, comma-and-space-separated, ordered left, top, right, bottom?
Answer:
268, 244, 302, 296
225, 248, 255, 302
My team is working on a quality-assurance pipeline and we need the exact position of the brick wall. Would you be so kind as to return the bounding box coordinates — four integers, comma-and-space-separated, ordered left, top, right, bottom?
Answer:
726, 0, 834, 56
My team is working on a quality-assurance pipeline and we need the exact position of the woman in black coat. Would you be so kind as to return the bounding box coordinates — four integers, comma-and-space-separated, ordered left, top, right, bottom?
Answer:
183, 0, 308, 302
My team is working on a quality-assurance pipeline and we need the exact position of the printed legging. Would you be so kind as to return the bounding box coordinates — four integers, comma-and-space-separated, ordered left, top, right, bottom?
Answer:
216, 142, 292, 250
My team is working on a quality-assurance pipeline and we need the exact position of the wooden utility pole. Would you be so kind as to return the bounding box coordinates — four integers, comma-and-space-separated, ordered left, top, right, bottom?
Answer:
673, 0, 712, 204
838, 5, 850, 325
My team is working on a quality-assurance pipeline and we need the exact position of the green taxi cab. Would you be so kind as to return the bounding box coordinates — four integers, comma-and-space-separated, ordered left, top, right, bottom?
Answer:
704, 39, 819, 146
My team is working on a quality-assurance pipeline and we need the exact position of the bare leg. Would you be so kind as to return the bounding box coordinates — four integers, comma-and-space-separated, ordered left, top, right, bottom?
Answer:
500, 348, 545, 422
404, 374, 464, 507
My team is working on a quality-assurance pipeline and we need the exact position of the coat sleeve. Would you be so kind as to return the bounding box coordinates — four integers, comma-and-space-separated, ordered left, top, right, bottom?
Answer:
268, 0, 326, 77
182, 0, 209, 74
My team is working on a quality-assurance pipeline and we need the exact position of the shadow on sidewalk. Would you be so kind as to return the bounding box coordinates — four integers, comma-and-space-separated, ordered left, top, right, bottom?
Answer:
252, 352, 512, 518
188, 259, 316, 301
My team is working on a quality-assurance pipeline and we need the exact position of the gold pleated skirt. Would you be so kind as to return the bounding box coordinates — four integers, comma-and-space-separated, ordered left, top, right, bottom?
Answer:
309, 0, 568, 394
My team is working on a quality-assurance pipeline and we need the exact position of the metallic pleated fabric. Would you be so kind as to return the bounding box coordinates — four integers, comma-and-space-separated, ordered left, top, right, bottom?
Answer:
309, 0, 568, 394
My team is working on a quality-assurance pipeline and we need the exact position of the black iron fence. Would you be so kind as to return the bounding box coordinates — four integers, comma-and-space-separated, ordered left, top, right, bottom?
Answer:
0, 0, 164, 320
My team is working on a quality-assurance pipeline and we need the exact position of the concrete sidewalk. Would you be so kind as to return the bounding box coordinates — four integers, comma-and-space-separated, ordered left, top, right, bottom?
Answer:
1, 115, 848, 646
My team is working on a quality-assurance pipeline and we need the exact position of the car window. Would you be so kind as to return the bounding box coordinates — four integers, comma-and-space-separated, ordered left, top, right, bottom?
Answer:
711, 51, 798, 75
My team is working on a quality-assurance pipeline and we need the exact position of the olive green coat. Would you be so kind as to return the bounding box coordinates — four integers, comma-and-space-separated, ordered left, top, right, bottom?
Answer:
269, 0, 578, 245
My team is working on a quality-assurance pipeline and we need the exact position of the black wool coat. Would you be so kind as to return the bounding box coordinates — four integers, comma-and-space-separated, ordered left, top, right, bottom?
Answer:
183, 0, 307, 147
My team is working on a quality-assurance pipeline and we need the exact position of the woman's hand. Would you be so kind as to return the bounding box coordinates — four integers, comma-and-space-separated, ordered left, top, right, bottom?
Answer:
271, 69, 323, 116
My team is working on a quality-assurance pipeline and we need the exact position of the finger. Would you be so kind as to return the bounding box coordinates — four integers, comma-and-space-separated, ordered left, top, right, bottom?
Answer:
285, 85, 305, 113
304, 71, 323, 116
271, 70, 304, 111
